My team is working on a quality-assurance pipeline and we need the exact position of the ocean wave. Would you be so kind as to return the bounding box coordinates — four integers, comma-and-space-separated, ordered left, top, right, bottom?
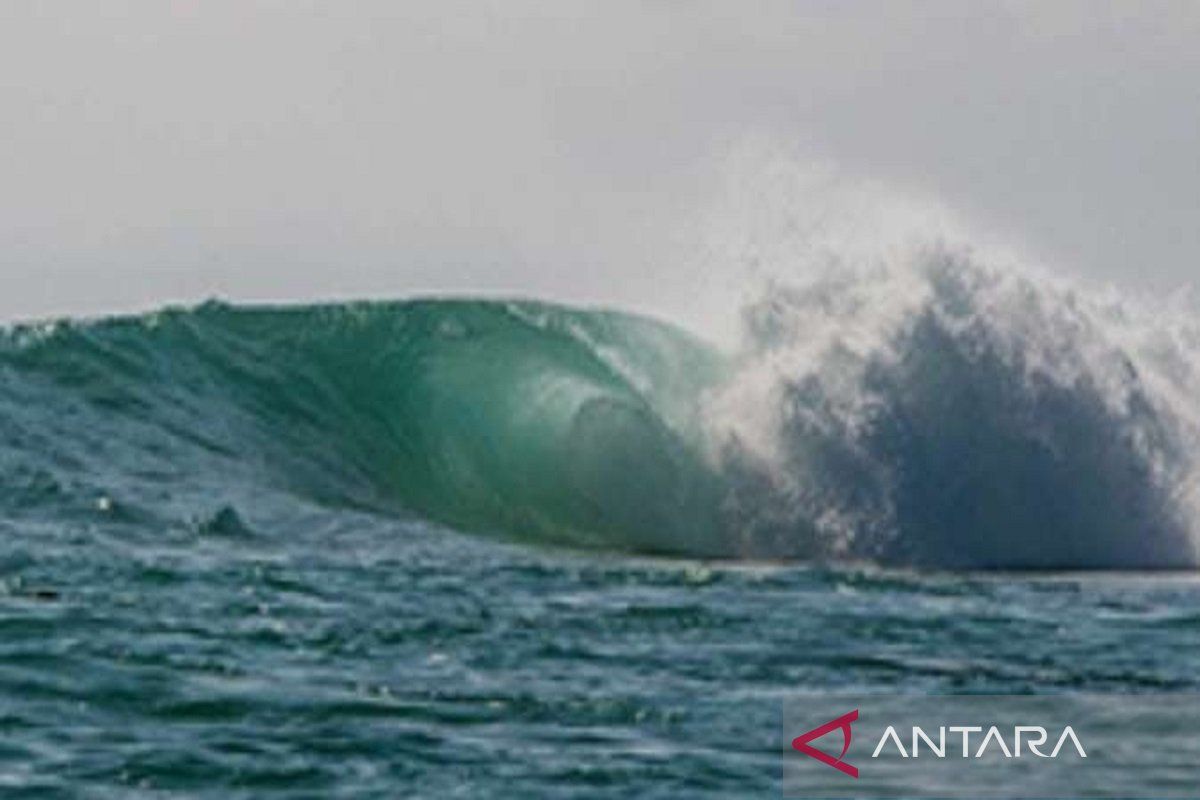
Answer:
1, 259, 1198, 568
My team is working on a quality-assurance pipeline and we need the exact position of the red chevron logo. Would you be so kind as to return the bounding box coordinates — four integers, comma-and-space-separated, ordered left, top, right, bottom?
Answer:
791, 709, 859, 779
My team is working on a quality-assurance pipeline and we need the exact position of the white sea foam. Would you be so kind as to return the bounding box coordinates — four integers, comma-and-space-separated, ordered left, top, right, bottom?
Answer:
696, 147, 1200, 566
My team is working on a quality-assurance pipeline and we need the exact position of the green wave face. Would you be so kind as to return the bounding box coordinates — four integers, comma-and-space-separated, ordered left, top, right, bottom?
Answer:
285, 301, 730, 554
0, 300, 730, 555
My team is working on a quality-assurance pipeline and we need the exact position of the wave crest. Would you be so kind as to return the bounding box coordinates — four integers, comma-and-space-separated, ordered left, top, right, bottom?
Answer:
3, 266, 1198, 569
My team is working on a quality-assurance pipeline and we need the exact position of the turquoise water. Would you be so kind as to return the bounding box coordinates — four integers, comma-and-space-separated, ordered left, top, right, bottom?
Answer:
2, 294, 1199, 796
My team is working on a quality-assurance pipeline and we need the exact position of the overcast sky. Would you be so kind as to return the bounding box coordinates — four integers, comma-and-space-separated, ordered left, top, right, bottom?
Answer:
1, 1, 1197, 334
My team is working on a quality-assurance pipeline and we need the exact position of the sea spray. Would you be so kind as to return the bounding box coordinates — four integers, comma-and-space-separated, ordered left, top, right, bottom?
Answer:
704, 248, 1200, 567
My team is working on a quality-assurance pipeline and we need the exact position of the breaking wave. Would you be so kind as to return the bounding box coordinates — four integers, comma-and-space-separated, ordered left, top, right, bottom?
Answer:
707, 250, 1200, 568
2, 255, 1198, 568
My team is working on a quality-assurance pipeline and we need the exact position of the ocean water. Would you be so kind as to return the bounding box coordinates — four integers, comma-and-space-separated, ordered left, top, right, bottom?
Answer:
3, 254, 1200, 796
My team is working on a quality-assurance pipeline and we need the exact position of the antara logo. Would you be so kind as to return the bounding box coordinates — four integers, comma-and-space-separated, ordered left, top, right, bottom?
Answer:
792, 710, 1088, 779
792, 709, 860, 778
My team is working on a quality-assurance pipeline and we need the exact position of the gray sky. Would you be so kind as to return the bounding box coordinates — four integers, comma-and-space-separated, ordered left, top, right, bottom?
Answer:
1, 1, 1198, 334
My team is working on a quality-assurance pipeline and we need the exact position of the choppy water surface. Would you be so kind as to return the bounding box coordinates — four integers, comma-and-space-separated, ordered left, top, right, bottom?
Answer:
4, 506, 1200, 797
